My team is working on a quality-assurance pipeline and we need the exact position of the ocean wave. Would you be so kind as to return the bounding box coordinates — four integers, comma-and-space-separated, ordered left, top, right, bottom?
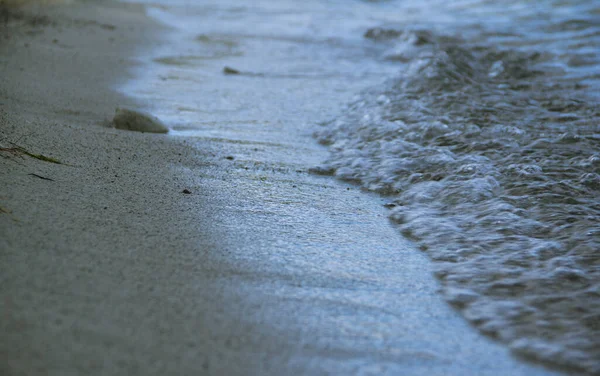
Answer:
315, 25, 600, 374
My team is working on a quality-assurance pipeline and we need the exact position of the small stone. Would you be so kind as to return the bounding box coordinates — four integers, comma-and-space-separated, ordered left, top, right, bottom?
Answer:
223, 66, 240, 75
182, 189, 192, 194
445, 288, 479, 306
225, 156, 234, 160
308, 165, 335, 176
113, 108, 168, 133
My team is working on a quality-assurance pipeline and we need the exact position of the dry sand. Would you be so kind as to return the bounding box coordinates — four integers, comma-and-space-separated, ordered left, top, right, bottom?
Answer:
0, 1, 566, 375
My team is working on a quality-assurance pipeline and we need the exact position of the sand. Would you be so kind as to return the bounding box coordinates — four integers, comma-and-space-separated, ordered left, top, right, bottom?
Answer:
0, 1, 565, 375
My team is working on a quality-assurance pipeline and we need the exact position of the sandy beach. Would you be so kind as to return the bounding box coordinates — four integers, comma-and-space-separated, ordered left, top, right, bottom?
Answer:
0, 1, 569, 375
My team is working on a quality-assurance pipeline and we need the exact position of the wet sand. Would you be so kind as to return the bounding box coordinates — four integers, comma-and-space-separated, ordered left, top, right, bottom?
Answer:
0, 1, 565, 375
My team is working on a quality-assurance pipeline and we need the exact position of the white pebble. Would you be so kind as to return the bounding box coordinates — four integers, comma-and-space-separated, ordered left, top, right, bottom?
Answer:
113, 108, 168, 134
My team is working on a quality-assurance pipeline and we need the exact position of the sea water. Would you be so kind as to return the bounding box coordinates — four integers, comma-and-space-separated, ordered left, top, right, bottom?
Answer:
121, 0, 599, 373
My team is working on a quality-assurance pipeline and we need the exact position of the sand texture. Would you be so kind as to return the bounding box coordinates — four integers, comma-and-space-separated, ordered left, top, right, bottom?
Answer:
0, 1, 565, 375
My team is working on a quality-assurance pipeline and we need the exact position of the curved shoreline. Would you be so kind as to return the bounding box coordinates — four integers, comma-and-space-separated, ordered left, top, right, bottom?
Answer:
0, 1, 567, 375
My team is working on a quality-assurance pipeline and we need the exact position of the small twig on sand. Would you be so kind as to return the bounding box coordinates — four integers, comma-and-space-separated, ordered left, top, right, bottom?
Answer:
0, 145, 62, 164
0, 205, 19, 222
20, 148, 62, 164
0, 147, 24, 159
28, 173, 54, 181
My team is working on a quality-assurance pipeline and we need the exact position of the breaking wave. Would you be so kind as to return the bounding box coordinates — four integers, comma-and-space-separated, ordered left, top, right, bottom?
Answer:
315, 7, 600, 373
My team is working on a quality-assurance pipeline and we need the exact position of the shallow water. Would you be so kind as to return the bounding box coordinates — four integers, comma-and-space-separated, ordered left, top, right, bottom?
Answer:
314, 1, 600, 374
121, 0, 599, 374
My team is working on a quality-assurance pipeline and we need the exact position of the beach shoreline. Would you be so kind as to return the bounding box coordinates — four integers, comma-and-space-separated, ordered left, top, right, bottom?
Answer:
0, 1, 568, 375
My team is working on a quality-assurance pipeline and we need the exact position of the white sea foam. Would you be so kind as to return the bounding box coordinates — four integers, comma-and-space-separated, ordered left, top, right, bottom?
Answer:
315, 2, 600, 372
